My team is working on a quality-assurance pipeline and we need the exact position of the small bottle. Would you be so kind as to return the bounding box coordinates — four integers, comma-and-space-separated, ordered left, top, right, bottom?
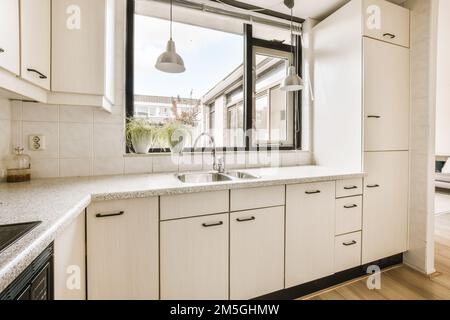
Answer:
6, 147, 31, 183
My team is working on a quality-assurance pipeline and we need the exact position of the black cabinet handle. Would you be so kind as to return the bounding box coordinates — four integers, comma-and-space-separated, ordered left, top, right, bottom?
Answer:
237, 216, 256, 223
383, 33, 396, 39
305, 190, 321, 195
0, 48, 5, 53
367, 115, 381, 119
343, 240, 357, 246
344, 186, 358, 190
367, 184, 380, 188
344, 204, 358, 209
202, 221, 223, 228
27, 68, 47, 79
95, 211, 124, 218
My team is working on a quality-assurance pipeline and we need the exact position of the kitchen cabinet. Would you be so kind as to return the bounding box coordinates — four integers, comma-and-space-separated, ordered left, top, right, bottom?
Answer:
362, 151, 409, 263
160, 213, 229, 300
285, 181, 336, 288
364, 37, 410, 152
20, 0, 51, 90
230, 186, 285, 212
0, 0, 20, 75
54, 211, 86, 300
363, 0, 410, 48
87, 198, 159, 300
335, 196, 362, 236
334, 232, 362, 273
51, 0, 115, 106
230, 207, 284, 300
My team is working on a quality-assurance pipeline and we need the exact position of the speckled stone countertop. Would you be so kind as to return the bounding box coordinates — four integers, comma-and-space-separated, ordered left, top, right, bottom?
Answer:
0, 165, 363, 293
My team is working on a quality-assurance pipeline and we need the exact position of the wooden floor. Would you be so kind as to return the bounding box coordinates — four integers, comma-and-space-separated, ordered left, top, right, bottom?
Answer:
304, 212, 450, 300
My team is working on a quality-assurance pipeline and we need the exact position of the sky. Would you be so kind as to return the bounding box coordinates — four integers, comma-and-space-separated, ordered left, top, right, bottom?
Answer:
134, 15, 243, 99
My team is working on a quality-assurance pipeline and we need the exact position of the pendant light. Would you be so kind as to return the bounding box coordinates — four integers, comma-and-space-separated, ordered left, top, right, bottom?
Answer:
280, 1, 304, 92
155, 0, 186, 73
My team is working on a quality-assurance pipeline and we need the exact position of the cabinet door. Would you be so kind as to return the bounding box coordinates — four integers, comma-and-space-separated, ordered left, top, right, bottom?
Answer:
285, 181, 336, 288
0, 0, 20, 75
20, 0, 51, 89
363, 0, 410, 47
230, 207, 284, 300
161, 214, 228, 300
52, 0, 106, 96
364, 37, 410, 152
362, 151, 408, 264
87, 198, 159, 300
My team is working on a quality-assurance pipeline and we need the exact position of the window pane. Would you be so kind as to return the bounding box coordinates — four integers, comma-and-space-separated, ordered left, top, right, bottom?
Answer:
254, 51, 293, 146
134, 13, 243, 149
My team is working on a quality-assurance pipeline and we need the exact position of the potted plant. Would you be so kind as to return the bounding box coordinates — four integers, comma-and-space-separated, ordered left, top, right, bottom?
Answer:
126, 118, 158, 154
157, 121, 190, 154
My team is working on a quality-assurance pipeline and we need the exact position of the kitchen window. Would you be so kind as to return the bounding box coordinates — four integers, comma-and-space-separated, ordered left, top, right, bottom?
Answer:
126, 0, 302, 152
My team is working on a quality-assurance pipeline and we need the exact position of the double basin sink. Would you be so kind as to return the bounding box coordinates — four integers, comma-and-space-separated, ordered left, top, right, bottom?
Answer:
176, 171, 259, 184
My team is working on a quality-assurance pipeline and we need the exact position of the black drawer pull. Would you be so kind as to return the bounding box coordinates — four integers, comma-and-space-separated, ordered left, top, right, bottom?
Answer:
27, 68, 47, 79
383, 33, 396, 39
237, 216, 256, 223
0, 48, 5, 53
202, 221, 223, 228
344, 204, 358, 209
343, 240, 357, 246
95, 211, 124, 218
344, 186, 358, 190
367, 184, 380, 188
367, 115, 381, 119
305, 190, 321, 195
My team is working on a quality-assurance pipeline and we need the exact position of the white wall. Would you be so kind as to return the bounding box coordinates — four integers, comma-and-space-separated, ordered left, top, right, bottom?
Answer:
0, 98, 11, 181
403, 0, 438, 275
435, 0, 450, 156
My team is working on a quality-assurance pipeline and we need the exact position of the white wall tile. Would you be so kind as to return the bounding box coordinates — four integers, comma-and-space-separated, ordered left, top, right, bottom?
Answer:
124, 156, 153, 174
0, 98, 11, 120
60, 158, 93, 177
94, 106, 124, 124
11, 100, 22, 121
11, 121, 22, 150
22, 121, 59, 158
22, 102, 59, 122
30, 158, 59, 178
59, 105, 94, 123
179, 153, 203, 172
60, 122, 93, 158
93, 157, 124, 176
93, 123, 125, 157
153, 155, 178, 173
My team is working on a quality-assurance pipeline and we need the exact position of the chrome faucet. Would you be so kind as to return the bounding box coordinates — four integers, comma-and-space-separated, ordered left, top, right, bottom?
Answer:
193, 132, 224, 173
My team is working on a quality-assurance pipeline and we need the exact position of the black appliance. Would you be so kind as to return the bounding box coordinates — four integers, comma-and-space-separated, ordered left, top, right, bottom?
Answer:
0, 221, 41, 254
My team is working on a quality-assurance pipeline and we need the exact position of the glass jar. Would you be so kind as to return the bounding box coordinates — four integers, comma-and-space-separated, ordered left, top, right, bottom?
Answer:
6, 147, 31, 183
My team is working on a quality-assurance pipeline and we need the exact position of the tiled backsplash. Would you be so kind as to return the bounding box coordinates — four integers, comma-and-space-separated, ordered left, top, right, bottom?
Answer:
0, 98, 12, 181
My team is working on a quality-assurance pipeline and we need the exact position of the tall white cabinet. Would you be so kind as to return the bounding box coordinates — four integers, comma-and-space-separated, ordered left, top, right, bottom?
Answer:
313, 0, 410, 263
0, 0, 20, 75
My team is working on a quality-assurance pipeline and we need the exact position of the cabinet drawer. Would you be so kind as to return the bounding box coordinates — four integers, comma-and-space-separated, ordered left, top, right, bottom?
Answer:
160, 190, 229, 220
363, 0, 410, 47
336, 179, 363, 198
230, 186, 285, 212
334, 232, 362, 273
335, 196, 362, 235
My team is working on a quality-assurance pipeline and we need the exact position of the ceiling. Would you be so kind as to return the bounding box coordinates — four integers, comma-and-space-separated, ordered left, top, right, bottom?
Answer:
242, 0, 405, 20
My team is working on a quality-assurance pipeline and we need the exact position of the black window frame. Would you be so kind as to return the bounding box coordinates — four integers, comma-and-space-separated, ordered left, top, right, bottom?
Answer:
125, 0, 303, 153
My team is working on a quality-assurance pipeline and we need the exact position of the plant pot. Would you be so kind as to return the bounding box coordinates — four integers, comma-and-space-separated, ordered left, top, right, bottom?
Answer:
132, 138, 152, 154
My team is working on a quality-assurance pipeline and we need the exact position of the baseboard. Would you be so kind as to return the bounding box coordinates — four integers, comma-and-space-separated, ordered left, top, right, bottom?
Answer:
254, 254, 403, 300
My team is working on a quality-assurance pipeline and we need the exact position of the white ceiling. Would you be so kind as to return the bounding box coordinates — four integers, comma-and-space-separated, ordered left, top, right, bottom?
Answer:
242, 0, 405, 20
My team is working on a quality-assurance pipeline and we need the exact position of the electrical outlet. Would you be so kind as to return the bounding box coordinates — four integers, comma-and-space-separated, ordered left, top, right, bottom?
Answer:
28, 135, 46, 151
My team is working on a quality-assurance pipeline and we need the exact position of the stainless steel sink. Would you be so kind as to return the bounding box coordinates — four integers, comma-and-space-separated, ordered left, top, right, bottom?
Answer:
225, 171, 260, 180
176, 172, 232, 183
176, 171, 259, 183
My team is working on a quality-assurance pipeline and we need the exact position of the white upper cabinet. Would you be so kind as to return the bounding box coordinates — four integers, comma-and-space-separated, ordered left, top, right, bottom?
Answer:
20, 0, 51, 90
0, 0, 20, 75
52, 0, 115, 105
363, 0, 410, 47
364, 37, 410, 151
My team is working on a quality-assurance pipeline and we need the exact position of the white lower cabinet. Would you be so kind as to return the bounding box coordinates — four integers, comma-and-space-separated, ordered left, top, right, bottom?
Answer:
230, 207, 284, 300
160, 213, 229, 300
285, 181, 336, 288
334, 232, 362, 273
86, 198, 159, 300
362, 151, 409, 263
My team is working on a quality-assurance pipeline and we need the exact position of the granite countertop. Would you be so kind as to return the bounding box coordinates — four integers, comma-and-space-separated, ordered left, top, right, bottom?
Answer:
0, 165, 363, 293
